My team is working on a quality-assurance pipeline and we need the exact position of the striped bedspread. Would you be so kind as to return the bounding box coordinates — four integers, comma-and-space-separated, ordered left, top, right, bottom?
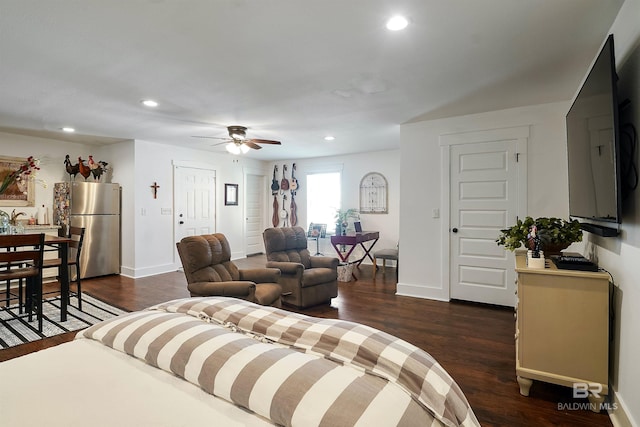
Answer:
78, 297, 479, 427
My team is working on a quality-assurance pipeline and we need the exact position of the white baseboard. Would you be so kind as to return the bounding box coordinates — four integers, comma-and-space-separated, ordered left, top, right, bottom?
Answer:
120, 263, 177, 279
396, 282, 449, 302
609, 391, 637, 427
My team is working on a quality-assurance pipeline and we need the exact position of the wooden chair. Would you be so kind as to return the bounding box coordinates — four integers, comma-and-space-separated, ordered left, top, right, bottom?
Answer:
42, 226, 85, 310
0, 233, 45, 332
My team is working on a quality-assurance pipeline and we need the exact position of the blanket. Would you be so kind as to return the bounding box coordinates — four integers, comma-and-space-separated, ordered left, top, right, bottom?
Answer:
79, 297, 479, 427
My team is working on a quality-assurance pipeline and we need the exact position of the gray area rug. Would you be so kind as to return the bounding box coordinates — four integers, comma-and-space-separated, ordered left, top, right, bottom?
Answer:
0, 294, 128, 349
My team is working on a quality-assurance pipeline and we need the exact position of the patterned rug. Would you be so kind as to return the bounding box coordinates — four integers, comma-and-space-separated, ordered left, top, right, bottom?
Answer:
0, 294, 128, 349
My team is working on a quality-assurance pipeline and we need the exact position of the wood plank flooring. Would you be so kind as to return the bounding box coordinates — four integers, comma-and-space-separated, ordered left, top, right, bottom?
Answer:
0, 255, 612, 427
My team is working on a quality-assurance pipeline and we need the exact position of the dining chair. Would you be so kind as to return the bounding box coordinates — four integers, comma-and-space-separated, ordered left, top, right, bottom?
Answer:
42, 226, 85, 310
0, 233, 45, 332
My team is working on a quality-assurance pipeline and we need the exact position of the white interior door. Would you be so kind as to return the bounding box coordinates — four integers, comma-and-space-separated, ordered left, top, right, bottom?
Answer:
449, 132, 526, 307
174, 166, 216, 262
245, 173, 265, 255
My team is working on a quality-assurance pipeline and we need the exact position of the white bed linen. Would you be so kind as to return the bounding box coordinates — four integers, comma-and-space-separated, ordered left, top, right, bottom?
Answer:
0, 338, 273, 427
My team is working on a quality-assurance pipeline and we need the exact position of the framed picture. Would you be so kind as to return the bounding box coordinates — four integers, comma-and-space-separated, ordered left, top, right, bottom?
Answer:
225, 183, 238, 206
0, 156, 36, 207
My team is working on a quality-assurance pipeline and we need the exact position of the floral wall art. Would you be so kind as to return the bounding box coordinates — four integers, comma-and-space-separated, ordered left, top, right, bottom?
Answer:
0, 156, 44, 207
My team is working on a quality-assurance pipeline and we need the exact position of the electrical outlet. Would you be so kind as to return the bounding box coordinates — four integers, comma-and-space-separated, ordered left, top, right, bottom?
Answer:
432, 208, 440, 218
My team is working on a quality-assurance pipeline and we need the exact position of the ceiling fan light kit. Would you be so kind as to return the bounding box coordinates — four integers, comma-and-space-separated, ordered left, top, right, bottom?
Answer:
225, 142, 250, 154
192, 125, 282, 154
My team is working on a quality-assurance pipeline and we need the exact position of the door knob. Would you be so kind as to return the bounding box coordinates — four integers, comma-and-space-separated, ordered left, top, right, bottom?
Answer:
179, 221, 184, 225
452, 227, 458, 233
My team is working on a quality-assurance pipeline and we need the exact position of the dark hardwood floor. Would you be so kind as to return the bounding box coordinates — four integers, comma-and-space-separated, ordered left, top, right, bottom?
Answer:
1, 255, 612, 427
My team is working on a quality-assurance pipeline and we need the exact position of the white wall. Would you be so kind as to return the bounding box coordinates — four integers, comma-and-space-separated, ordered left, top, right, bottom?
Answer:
109, 140, 135, 275
0, 132, 112, 220
597, 0, 640, 424
399, 101, 570, 300
267, 149, 401, 261
128, 140, 267, 277
398, 0, 640, 421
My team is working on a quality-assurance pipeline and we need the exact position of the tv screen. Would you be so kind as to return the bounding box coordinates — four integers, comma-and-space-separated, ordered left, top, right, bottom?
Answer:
566, 34, 621, 224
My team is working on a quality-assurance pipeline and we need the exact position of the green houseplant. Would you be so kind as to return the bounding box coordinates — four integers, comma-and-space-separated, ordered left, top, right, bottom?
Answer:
334, 208, 359, 235
496, 216, 583, 254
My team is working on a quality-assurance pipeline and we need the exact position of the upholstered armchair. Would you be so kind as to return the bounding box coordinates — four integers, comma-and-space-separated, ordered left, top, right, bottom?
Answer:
262, 226, 339, 308
177, 233, 282, 307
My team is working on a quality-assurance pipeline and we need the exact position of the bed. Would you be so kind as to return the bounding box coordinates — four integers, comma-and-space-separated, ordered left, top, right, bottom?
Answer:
0, 297, 480, 427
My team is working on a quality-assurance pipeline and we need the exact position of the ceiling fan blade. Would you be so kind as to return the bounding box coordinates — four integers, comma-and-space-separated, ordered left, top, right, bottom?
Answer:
191, 135, 230, 140
247, 138, 281, 145
245, 141, 263, 150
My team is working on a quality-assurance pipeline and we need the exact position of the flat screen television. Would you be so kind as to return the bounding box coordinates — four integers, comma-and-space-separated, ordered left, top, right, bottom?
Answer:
566, 34, 621, 235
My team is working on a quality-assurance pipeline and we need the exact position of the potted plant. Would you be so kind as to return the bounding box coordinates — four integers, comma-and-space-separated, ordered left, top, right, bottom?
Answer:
496, 216, 583, 255
334, 208, 359, 236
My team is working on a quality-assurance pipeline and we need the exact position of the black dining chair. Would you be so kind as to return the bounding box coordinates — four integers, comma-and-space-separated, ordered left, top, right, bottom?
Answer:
41, 226, 85, 310
0, 233, 45, 332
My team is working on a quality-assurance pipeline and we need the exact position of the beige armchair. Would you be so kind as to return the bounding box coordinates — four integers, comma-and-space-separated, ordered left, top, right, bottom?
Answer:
262, 226, 339, 308
177, 233, 282, 307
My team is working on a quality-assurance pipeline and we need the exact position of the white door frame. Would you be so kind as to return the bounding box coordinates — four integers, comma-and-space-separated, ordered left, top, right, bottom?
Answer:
440, 126, 529, 302
243, 166, 267, 255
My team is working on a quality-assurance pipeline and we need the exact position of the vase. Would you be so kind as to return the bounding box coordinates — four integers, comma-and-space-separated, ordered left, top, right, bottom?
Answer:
543, 242, 571, 256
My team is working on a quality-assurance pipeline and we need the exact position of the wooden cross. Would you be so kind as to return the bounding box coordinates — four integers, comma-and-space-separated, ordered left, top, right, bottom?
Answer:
151, 181, 160, 199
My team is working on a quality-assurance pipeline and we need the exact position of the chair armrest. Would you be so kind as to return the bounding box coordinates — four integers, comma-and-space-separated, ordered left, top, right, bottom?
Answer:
266, 261, 304, 277
239, 268, 281, 283
310, 256, 340, 270
187, 281, 256, 298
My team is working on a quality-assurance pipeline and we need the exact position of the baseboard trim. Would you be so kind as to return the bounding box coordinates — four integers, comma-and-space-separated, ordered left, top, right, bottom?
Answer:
396, 282, 449, 302
609, 390, 636, 427
121, 263, 177, 279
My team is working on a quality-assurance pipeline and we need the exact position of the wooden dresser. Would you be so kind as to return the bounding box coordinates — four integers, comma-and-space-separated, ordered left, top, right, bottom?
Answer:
514, 251, 610, 410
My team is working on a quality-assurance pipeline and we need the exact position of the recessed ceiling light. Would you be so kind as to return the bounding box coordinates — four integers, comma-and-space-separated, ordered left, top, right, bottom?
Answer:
62, 127, 75, 133
386, 15, 408, 31
141, 99, 158, 107
324, 136, 335, 141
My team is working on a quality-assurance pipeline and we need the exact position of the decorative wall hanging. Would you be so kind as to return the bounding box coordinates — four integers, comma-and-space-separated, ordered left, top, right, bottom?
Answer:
64, 154, 111, 182
151, 182, 160, 199
0, 156, 41, 207
225, 183, 238, 206
359, 172, 388, 214
268, 163, 302, 227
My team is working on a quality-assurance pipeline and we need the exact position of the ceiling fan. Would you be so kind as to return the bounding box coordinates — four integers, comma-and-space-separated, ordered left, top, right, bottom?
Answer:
192, 125, 281, 154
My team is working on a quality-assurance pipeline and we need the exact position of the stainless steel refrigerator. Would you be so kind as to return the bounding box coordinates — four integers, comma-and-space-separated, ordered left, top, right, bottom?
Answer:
53, 181, 121, 278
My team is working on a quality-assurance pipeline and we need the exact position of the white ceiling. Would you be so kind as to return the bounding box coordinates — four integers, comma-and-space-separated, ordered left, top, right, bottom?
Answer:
0, 0, 624, 160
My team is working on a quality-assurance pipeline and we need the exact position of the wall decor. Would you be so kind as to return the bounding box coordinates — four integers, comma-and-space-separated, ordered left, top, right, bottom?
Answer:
151, 181, 160, 199
225, 183, 238, 206
0, 156, 39, 207
359, 172, 388, 214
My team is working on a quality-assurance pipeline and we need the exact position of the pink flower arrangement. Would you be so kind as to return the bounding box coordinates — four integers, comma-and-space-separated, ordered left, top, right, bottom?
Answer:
0, 156, 45, 195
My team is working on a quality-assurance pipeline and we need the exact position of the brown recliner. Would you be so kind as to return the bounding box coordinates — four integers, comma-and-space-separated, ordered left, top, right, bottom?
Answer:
262, 226, 339, 308
177, 233, 282, 307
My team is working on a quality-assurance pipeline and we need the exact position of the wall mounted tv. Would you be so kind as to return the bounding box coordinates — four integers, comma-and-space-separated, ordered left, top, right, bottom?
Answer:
566, 34, 621, 236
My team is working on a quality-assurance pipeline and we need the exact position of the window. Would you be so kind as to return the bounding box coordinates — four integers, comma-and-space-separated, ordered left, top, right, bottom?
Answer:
307, 172, 341, 234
